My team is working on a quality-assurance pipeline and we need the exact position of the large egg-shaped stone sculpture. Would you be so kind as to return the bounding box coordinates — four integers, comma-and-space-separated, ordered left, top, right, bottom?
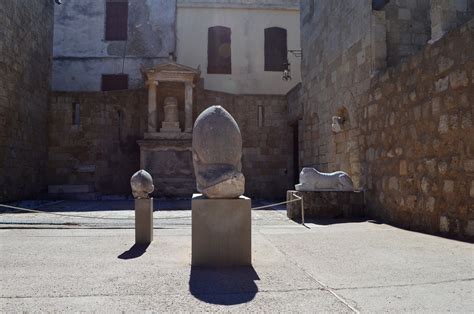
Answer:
192, 105, 245, 198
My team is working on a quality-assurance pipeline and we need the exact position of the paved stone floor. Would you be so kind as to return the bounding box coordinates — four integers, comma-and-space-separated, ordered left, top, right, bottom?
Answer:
0, 201, 473, 312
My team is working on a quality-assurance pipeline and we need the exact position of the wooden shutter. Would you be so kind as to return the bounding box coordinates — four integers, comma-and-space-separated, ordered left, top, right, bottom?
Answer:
264, 27, 288, 72
105, 1, 128, 41
101, 74, 128, 91
207, 26, 232, 74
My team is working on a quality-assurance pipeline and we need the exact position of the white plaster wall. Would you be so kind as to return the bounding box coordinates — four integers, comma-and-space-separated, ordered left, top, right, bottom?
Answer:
177, 7, 301, 95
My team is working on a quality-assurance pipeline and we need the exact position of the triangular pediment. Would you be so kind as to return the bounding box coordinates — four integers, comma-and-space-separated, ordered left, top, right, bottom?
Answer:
147, 61, 200, 75
143, 61, 201, 83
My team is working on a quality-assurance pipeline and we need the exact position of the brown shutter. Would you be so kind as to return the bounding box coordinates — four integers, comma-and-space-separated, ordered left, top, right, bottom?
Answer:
101, 74, 128, 91
105, 2, 128, 41
208, 26, 232, 74
264, 27, 288, 71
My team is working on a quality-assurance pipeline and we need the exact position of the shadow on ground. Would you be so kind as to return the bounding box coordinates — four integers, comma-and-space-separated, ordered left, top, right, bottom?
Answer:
189, 266, 259, 305
117, 243, 150, 259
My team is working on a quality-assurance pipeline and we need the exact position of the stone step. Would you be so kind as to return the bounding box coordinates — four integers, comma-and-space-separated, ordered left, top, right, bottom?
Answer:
48, 185, 92, 194
47, 185, 98, 200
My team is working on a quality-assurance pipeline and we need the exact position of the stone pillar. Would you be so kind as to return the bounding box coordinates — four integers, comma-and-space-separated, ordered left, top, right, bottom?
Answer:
147, 80, 158, 133
135, 198, 153, 244
184, 81, 193, 132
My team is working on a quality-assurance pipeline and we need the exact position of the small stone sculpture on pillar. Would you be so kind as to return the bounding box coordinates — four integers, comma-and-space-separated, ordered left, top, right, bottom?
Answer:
130, 170, 154, 245
191, 105, 251, 266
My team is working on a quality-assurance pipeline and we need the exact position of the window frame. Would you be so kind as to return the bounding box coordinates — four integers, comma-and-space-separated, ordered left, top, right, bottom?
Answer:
264, 27, 288, 72
207, 26, 232, 75
105, 1, 129, 41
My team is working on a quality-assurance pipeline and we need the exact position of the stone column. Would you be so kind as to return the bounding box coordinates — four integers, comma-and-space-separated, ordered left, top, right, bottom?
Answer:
147, 80, 158, 133
184, 81, 193, 132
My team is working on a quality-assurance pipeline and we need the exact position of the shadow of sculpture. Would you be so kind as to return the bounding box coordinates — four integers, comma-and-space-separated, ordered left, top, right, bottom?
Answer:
189, 266, 259, 305
117, 243, 150, 260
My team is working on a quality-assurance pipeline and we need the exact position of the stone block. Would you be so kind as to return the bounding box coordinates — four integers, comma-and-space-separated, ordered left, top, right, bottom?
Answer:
135, 198, 153, 245
443, 180, 454, 194
48, 185, 91, 194
286, 190, 365, 220
192, 194, 251, 267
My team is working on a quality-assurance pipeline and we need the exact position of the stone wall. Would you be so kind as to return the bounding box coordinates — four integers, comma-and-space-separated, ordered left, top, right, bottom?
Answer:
196, 89, 292, 199
360, 19, 474, 239
48, 86, 291, 199
0, 1, 54, 202
298, 0, 383, 188
382, 0, 431, 66
48, 90, 147, 196
431, 0, 474, 41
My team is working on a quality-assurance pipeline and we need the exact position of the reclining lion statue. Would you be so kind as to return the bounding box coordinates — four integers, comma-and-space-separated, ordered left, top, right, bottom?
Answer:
295, 167, 354, 191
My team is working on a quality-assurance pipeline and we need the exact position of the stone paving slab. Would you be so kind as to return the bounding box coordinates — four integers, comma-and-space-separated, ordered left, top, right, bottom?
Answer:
0, 203, 473, 312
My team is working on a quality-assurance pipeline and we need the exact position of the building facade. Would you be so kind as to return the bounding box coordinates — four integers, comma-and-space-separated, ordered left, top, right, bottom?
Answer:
46, 0, 300, 200
176, 0, 301, 94
52, 0, 177, 91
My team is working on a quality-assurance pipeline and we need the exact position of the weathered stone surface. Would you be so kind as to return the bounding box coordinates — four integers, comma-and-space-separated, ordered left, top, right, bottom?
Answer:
287, 190, 365, 219
192, 194, 251, 266
297, 1, 474, 240
0, 1, 54, 202
48, 87, 291, 200
295, 167, 354, 191
130, 170, 154, 199
192, 105, 245, 199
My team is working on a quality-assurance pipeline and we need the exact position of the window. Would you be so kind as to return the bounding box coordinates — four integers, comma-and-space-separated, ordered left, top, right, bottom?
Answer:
207, 26, 231, 74
264, 27, 288, 72
101, 74, 128, 91
105, 1, 128, 41
72, 103, 80, 125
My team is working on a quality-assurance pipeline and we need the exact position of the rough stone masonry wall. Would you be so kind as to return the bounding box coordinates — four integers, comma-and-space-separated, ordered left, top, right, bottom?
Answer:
49, 87, 291, 200
0, 1, 54, 202
360, 19, 474, 239
298, 0, 384, 189
196, 90, 292, 200
48, 90, 147, 196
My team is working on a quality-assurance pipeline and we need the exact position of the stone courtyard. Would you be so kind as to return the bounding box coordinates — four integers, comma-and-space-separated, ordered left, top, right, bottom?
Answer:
1, 201, 473, 312
1, 0, 474, 312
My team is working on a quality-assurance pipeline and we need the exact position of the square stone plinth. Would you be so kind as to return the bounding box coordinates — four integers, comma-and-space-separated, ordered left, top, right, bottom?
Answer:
192, 194, 251, 266
287, 190, 365, 220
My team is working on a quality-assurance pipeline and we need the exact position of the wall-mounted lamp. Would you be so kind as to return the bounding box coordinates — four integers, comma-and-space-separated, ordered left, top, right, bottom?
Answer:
282, 50, 302, 81
282, 59, 292, 81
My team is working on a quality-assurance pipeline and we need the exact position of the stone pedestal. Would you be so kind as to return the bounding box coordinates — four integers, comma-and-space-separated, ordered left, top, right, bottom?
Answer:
135, 198, 153, 244
192, 194, 251, 266
138, 133, 195, 197
287, 190, 365, 220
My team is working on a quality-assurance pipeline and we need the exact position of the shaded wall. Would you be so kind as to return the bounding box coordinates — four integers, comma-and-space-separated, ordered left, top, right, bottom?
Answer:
48, 90, 147, 196
48, 86, 292, 200
196, 89, 292, 199
0, 1, 54, 202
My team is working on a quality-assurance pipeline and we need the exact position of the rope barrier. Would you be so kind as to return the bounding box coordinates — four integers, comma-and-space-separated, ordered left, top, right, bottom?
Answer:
0, 194, 306, 226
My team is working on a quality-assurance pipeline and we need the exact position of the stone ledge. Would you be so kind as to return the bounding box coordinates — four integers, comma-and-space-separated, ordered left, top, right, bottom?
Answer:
286, 190, 365, 220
